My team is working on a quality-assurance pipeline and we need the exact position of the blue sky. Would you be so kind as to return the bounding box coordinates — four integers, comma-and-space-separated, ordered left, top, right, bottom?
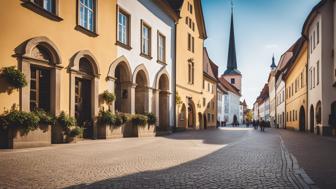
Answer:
202, 0, 320, 108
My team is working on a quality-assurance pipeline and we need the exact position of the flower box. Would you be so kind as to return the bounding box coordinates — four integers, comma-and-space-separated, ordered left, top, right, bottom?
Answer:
4, 124, 51, 149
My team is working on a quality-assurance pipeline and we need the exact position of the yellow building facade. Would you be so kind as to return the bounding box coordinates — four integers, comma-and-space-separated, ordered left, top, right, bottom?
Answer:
0, 0, 117, 138
285, 39, 308, 131
175, 0, 207, 129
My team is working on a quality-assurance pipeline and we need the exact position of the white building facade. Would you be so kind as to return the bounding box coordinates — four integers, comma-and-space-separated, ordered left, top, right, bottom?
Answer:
110, 0, 177, 129
303, 0, 336, 135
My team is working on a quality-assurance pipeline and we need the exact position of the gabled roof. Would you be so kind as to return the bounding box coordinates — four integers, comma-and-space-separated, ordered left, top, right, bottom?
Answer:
302, 0, 327, 37
165, 0, 207, 39
218, 77, 241, 96
256, 84, 269, 104
203, 47, 217, 81
217, 81, 228, 94
283, 37, 307, 80
154, 0, 179, 22
274, 41, 296, 80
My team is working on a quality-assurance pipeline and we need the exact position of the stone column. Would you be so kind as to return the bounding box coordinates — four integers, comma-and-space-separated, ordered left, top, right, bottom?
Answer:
106, 76, 116, 113
153, 89, 159, 126
20, 59, 31, 112
130, 84, 136, 114
92, 78, 99, 139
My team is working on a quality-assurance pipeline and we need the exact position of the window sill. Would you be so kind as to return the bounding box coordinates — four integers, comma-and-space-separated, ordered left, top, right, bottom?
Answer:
75, 25, 98, 37
156, 60, 167, 65
115, 41, 132, 50
140, 53, 153, 60
21, 1, 63, 21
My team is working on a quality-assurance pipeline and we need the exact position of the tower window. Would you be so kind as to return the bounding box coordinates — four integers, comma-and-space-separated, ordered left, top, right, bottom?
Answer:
231, 78, 235, 84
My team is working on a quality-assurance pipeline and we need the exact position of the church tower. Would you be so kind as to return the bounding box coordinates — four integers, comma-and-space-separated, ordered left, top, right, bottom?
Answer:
270, 54, 276, 71
222, 1, 242, 92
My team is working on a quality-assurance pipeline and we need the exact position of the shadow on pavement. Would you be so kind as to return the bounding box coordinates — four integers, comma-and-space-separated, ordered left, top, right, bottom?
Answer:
164, 127, 251, 145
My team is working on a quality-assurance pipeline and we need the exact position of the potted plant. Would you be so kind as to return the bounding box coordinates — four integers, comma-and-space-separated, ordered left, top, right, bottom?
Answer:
66, 126, 83, 143
0, 106, 55, 149
1, 66, 27, 91
56, 111, 77, 143
97, 110, 125, 139
102, 90, 115, 111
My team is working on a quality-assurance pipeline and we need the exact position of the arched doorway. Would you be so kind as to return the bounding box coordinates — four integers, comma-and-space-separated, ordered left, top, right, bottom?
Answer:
70, 50, 100, 139
233, 115, 238, 126
299, 106, 305, 132
316, 101, 322, 125
198, 113, 203, 129
330, 101, 336, 127
134, 70, 148, 114
179, 104, 187, 128
203, 114, 207, 129
282, 112, 285, 128
310, 105, 314, 133
115, 62, 131, 113
158, 74, 169, 130
188, 100, 196, 128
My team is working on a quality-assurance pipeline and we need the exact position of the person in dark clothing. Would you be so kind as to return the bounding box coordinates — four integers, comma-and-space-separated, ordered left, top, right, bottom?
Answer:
260, 119, 265, 132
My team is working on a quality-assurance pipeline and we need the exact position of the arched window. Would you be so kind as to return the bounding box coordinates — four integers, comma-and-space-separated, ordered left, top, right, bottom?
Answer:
316, 101, 322, 124
19, 37, 62, 114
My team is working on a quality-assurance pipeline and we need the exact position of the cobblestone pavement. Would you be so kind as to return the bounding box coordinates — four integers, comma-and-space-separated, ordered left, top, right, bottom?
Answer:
0, 127, 318, 189
278, 129, 336, 189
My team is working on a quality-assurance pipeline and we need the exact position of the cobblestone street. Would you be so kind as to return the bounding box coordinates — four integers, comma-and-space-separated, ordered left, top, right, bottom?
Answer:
1, 127, 334, 188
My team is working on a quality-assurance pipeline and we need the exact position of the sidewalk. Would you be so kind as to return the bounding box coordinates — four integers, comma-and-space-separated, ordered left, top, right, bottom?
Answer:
276, 129, 336, 189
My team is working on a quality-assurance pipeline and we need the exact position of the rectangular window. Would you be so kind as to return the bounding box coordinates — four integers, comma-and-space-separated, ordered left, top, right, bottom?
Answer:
203, 80, 205, 89
30, 67, 51, 112
192, 36, 195, 52
309, 69, 312, 89
141, 21, 151, 56
310, 36, 312, 53
33, 0, 55, 13
317, 61, 320, 85
231, 78, 235, 84
208, 83, 210, 92
301, 72, 304, 88
313, 67, 315, 88
188, 61, 194, 84
317, 22, 320, 44
313, 31, 316, 49
188, 2, 193, 14
157, 32, 166, 63
117, 8, 130, 46
203, 98, 206, 107
208, 113, 210, 123
79, 0, 95, 32
188, 33, 191, 51
291, 83, 294, 96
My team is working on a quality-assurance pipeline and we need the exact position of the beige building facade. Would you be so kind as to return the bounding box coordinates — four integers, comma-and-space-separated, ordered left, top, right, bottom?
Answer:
171, 0, 207, 129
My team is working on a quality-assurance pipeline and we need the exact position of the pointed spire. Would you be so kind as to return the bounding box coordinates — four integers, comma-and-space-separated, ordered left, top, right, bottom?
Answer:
224, 0, 241, 75
271, 54, 276, 70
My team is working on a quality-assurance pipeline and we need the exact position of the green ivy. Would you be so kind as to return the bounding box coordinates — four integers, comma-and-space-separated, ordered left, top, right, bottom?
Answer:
97, 110, 116, 125
57, 111, 76, 129
2, 66, 27, 88
33, 109, 56, 125
2, 110, 40, 132
131, 114, 148, 127
144, 112, 156, 125
68, 126, 83, 137
102, 90, 115, 104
